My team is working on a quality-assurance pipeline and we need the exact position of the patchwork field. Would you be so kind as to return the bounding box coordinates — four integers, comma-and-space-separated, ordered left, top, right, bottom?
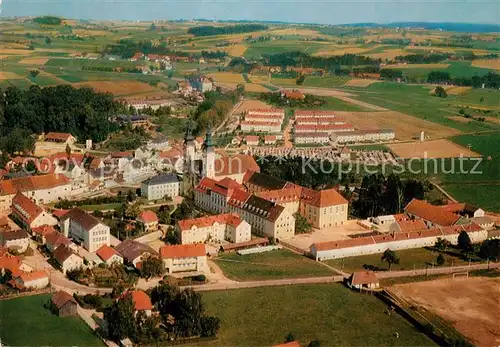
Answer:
72, 80, 157, 96
388, 139, 481, 158
388, 277, 500, 347
344, 78, 381, 87
18, 57, 51, 65
225, 44, 248, 57
367, 49, 412, 60
282, 87, 354, 97
202, 284, 436, 346
0, 294, 105, 346
385, 63, 450, 69
335, 111, 462, 140
471, 58, 500, 70
313, 46, 373, 56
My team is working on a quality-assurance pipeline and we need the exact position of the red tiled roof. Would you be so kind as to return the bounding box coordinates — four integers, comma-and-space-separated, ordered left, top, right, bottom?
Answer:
0, 255, 22, 272
52, 244, 79, 264
96, 245, 120, 262
264, 135, 277, 141
350, 271, 378, 285
313, 237, 375, 251
178, 213, 243, 231
195, 177, 242, 197
138, 211, 158, 224
274, 341, 301, 347
0, 173, 71, 196
283, 90, 305, 100
247, 108, 285, 114
45, 232, 71, 248
45, 132, 73, 141
294, 123, 354, 132
245, 114, 283, 120
245, 135, 260, 141
11, 192, 44, 224
160, 243, 206, 259
300, 187, 348, 208
32, 224, 56, 237
52, 209, 70, 219
51, 290, 77, 308
396, 219, 427, 232
227, 189, 251, 208
159, 148, 182, 159
121, 290, 153, 311
214, 155, 260, 177
295, 110, 337, 117
18, 270, 48, 283
405, 199, 460, 227
241, 120, 281, 127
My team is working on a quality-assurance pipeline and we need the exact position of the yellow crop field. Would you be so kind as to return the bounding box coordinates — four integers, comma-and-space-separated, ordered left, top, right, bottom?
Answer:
206, 73, 246, 83
243, 83, 271, 93
0, 55, 11, 60
0, 71, 23, 80
19, 57, 51, 65
387, 63, 450, 69
367, 49, 412, 60
444, 86, 472, 95
471, 59, 500, 70
226, 44, 248, 57
314, 46, 372, 56
249, 75, 270, 84
344, 79, 381, 87
0, 49, 34, 55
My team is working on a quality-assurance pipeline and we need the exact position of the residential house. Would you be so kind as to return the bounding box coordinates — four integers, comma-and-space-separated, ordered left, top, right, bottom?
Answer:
45, 231, 71, 253
244, 136, 260, 146
121, 290, 153, 316
241, 121, 281, 133
114, 239, 159, 269
95, 244, 124, 265
51, 290, 78, 317
0, 173, 72, 212
52, 245, 84, 273
176, 213, 251, 244
11, 192, 58, 230
347, 271, 379, 291
264, 135, 277, 145
0, 230, 30, 253
31, 224, 57, 244
189, 76, 213, 93
137, 211, 159, 231
160, 244, 207, 274
141, 173, 181, 201
11, 270, 49, 290
294, 132, 330, 145
60, 208, 110, 253
331, 129, 395, 144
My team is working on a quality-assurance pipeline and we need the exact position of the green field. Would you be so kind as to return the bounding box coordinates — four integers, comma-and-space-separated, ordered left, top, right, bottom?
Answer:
325, 248, 472, 273
202, 284, 436, 346
0, 294, 105, 346
80, 203, 122, 211
442, 184, 500, 212
350, 82, 500, 133
303, 75, 351, 87
451, 131, 500, 157
387, 61, 494, 80
214, 249, 334, 281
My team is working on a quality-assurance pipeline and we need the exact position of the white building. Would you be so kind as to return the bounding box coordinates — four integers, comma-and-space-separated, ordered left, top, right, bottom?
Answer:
95, 244, 124, 265
241, 121, 281, 133
11, 192, 58, 230
331, 129, 395, 144
12, 270, 50, 290
177, 213, 251, 244
60, 208, 110, 253
53, 245, 85, 273
0, 174, 72, 212
294, 132, 330, 145
160, 244, 207, 274
0, 230, 30, 253
141, 173, 181, 201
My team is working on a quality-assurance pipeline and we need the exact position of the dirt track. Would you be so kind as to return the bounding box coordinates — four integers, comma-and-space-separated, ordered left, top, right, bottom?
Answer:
388, 139, 481, 158
389, 277, 500, 347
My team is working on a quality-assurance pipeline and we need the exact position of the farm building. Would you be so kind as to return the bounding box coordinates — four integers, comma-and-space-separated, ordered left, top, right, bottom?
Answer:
347, 271, 379, 291
43, 132, 76, 145
50, 290, 78, 317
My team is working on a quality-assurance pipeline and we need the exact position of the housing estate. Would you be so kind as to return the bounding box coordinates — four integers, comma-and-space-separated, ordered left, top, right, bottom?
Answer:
176, 213, 251, 244
160, 243, 207, 274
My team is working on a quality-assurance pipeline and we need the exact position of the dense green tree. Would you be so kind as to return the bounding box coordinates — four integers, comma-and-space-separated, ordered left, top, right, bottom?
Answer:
436, 254, 445, 266
29, 70, 40, 78
140, 257, 164, 279
381, 249, 400, 270
457, 231, 473, 253
478, 239, 500, 260
200, 316, 220, 337
104, 293, 137, 341
188, 24, 268, 37
434, 86, 448, 98
294, 212, 312, 234
285, 333, 296, 342
434, 238, 451, 251
308, 340, 321, 347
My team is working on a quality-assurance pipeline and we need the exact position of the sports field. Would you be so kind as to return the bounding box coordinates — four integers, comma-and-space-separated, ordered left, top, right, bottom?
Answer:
388, 277, 500, 347
202, 284, 436, 346
0, 294, 105, 346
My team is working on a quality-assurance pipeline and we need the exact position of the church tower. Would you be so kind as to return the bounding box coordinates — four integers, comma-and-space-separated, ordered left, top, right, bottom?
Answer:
202, 128, 215, 179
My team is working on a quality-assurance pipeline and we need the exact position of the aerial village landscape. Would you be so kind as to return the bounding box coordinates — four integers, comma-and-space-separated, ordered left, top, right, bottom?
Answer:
0, 2, 499, 347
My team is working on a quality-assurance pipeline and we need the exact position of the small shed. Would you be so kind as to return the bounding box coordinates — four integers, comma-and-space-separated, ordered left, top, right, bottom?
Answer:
51, 290, 78, 317
348, 271, 379, 291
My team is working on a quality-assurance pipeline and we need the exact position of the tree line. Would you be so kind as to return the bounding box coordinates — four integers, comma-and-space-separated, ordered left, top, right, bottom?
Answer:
104, 39, 194, 59
187, 24, 268, 37
0, 85, 124, 155
261, 51, 379, 71
105, 283, 220, 344
192, 88, 243, 132
33, 16, 62, 25
427, 71, 500, 88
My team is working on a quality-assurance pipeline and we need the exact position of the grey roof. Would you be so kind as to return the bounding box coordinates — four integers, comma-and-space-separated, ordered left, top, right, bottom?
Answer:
143, 173, 180, 186
151, 134, 168, 144
62, 208, 102, 231
0, 230, 29, 242
114, 239, 158, 262
247, 172, 287, 191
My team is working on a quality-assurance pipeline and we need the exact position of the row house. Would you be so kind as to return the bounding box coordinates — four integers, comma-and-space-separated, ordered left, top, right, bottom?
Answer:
241, 120, 281, 133
176, 213, 251, 244
245, 135, 260, 146
294, 132, 330, 145
246, 108, 285, 117
311, 223, 487, 261
295, 117, 346, 125
331, 129, 395, 143
160, 244, 207, 274
294, 110, 337, 118
294, 123, 355, 134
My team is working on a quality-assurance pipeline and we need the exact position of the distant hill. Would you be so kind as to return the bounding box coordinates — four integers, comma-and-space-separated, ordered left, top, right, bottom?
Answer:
340, 22, 500, 33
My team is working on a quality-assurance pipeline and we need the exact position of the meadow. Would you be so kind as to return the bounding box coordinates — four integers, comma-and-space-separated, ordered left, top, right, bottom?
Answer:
214, 249, 334, 281
0, 294, 105, 346
202, 284, 436, 346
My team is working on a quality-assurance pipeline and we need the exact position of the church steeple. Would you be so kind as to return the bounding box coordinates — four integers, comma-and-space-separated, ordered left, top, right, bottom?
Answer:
202, 127, 215, 179
183, 120, 195, 175
203, 127, 213, 149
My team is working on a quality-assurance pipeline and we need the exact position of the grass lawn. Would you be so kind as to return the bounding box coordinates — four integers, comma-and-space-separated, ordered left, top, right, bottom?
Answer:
303, 75, 351, 88
348, 144, 391, 152
316, 96, 370, 112
202, 284, 436, 346
214, 249, 334, 281
0, 294, 105, 346
79, 203, 121, 211
450, 131, 500, 158
442, 184, 500, 212
324, 247, 473, 273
